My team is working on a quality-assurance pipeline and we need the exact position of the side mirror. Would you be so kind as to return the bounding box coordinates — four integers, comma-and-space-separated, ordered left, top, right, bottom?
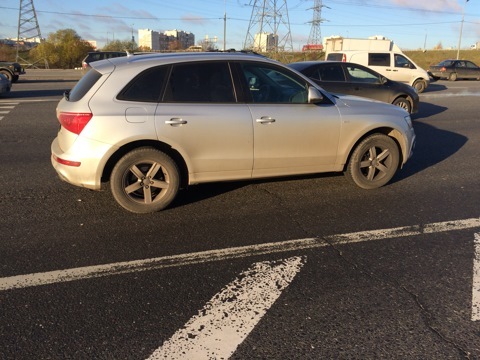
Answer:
308, 86, 324, 104
380, 76, 388, 85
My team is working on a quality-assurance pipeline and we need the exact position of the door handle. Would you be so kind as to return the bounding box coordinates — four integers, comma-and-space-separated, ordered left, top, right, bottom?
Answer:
256, 116, 276, 124
165, 118, 187, 126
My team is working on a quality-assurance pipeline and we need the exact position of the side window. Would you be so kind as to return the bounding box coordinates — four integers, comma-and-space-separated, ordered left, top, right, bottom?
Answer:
466, 61, 478, 69
117, 66, 167, 102
163, 62, 235, 103
346, 65, 380, 83
368, 53, 390, 67
394, 54, 414, 69
318, 65, 346, 82
239, 62, 308, 103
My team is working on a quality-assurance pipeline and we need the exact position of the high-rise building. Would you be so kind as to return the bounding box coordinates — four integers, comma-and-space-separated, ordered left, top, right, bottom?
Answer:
138, 29, 160, 50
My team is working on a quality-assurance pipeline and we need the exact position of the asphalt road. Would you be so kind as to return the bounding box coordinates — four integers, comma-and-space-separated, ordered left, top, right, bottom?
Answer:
0, 72, 479, 359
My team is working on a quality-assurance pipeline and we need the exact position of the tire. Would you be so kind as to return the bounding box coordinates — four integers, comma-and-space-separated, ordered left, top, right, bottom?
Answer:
110, 147, 180, 213
0, 70, 13, 82
413, 79, 426, 93
392, 97, 411, 114
345, 134, 400, 189
448, 72, 457, 81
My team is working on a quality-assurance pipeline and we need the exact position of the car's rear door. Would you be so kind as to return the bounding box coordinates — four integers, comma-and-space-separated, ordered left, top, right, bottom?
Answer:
155, 61, 254, 184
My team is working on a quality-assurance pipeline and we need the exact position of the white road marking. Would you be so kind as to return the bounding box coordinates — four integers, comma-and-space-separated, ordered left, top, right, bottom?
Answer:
1, 217, 480, 292
472, 233, 480, 321
147, 256, 305, 360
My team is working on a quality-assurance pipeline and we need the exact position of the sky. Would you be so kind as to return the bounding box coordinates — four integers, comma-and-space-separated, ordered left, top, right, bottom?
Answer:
0, 0, 479, 51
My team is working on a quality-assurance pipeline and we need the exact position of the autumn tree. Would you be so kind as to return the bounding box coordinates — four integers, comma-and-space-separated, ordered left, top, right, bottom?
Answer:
102, 39, 138, 52
30, 29, 94, 68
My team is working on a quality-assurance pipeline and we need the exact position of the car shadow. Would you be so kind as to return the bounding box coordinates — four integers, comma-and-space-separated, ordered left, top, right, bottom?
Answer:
393, 120, 467, 182
412, 101, 448, 120
423, 83, 447, 93
4, 89, 71, 98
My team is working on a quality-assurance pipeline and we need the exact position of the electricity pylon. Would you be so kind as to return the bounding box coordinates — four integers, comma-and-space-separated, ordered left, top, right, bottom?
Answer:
307, 0, 327, 46
16, 0, 48, 68
243, 0, 293, 52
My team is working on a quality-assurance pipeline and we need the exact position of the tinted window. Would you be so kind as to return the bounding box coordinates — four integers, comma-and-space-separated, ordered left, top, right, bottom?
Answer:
368, 53, 390, 67
68, 69, 102, 102
163, 62, 235, 103
326, 53, 344, 61
317, 64, 346, 82
240, 62, 308, 103
117, 66, 168, 102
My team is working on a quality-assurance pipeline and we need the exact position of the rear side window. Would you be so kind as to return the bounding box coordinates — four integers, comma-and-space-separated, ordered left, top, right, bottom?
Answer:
317, 64, 346, 82
117, 66, 168, 102
368, 53, 390, 67
68, 69, 102, 102
163, 62, 235, 103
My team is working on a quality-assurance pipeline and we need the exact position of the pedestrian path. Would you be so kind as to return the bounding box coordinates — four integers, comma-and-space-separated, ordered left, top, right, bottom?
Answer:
0, 103, 18, 121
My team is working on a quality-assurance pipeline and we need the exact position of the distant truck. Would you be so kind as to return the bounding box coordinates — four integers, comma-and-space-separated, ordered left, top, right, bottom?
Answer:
324, 35, 401, 54
324, 35, 430, 93
0, 60, 25, 83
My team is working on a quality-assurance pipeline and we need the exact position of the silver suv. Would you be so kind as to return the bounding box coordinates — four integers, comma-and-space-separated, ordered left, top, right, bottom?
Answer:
51, 52, 415, 213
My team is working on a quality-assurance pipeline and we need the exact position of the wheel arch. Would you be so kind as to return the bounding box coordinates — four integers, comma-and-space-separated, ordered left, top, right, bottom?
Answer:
101, 140, 189, 189
342, 127, 404, 172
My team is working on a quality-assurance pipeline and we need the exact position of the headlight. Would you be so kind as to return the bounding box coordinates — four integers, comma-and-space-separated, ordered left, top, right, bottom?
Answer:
404, 115, 413, 129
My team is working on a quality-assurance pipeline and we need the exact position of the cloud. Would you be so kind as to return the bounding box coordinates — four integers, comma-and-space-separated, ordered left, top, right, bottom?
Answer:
388, 0, 461, 12
181, 15, 211, 26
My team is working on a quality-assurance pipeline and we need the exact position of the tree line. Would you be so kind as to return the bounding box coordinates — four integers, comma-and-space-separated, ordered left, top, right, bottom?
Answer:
0, 29, 140, 69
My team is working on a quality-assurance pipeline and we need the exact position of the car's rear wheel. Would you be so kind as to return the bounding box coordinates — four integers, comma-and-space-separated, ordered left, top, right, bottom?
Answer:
413, 79, 426, 93
345, 134, 400, 189
449, 72, 457, 81
392, 97, 411, 113
111, 147, 180, 213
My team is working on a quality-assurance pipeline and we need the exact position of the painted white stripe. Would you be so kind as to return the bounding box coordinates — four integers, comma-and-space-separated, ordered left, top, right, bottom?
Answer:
472, 233, 480, 321
1, 217, 479, 291
0, 116, 3, 121
0, 106, 15, 109
0, 111, 10, 114
147, 256, 305, 360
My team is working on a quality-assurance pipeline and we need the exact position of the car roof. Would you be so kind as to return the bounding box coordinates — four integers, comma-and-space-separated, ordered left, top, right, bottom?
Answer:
97, 51, 272, 68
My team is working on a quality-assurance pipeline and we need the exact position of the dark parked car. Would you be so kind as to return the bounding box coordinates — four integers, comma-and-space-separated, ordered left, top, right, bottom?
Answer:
0, 60, 25, 83
429, 59, 480, 81
81, 51, 127, 71
289, 61, 419, 114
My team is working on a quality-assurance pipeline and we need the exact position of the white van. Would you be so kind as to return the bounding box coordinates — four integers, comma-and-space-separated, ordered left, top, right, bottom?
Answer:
326, 51, 430, 93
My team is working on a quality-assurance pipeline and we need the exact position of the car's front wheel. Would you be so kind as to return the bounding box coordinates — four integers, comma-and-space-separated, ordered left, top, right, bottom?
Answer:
111, 147, 180, 213
392, 97, 411, 114
345, 134, 400, 189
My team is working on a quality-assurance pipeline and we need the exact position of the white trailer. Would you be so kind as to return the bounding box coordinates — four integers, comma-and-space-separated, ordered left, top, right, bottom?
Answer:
324, 36, 402, 56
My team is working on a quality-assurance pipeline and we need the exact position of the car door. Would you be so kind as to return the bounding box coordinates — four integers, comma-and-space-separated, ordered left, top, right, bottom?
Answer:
343, 64, 391, 103
390, 53, 415, 84
237, 61, 342, 178
464, 61, 480, 79
155, 61, 254, 184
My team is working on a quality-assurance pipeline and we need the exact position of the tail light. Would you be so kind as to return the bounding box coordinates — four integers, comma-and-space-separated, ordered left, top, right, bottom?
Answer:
58, 112, 93, 135
342, 54, 346, 62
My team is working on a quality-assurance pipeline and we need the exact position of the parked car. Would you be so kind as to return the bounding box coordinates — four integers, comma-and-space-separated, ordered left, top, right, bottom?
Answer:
289, 61, 419, 114
51, 52, 415, 213
0, 60, 25, 83
81, 51, 128, 71
429, 59, 480, 81
0, 73, 11, 95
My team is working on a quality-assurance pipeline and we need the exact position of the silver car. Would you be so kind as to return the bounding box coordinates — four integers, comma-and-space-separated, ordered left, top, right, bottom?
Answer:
51, 52, 415, 213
